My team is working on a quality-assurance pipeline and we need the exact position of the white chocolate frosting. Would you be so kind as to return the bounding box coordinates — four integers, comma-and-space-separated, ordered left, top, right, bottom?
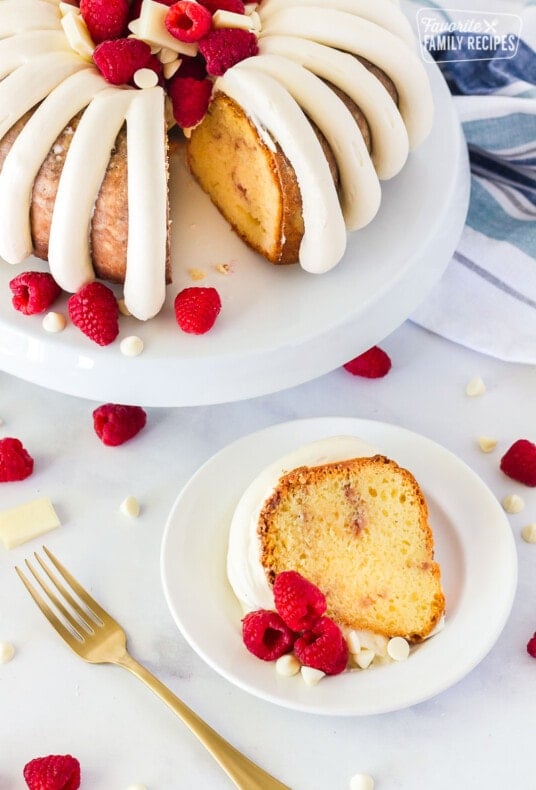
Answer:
227, 435, 379, 612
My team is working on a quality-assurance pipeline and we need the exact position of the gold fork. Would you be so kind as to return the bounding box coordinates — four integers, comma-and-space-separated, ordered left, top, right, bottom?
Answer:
16, 546, 291, 790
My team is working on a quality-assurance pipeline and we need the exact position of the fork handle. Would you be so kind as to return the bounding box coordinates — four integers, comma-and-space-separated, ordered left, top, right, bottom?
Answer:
115, 652, 291, 790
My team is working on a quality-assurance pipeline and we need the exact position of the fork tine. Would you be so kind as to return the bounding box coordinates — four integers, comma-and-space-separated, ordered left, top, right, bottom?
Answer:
42, 546, 111, 625
28, 554, 96, 635
15, 564, 84, 649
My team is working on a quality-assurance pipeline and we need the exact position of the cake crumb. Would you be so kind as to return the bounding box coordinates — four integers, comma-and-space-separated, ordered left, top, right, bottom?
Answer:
502, 494, 524, 514
215, 262, 231, 275
188, 268, 206, 282
466, 376, 486, 397
521, 524, 536, 543
477, 436, 498, 453
0, 641, 15, 664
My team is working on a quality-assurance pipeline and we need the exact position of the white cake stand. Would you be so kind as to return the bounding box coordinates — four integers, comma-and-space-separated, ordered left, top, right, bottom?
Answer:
0, 61, 470, 407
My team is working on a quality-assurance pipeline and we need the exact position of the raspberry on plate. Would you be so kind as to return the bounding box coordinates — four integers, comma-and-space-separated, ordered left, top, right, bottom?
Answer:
174, 286, 221, 334
165, 1, 212, 43
242, 609, 296, 661
67, 282, 119, 346
343, 346, 392, 378
293, 616, 349, 675
0, 437, 34, 482
9, 272, 61, 315
198, 28, 258, 76
500, 439, 536, 487
80, 0, 129, 44
273, 570, 326, 631
23, 753, 80, 790
93, 38, 153, 86
168, 75, 213, 129
527, 632, 536, 659
92, 403, 147, 447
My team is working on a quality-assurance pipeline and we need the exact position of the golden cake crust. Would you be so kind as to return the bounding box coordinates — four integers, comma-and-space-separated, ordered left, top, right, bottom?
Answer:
258, 455, 445, 642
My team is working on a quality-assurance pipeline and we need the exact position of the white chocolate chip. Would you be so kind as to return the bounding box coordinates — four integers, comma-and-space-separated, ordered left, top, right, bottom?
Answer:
349, 629, 388, 657
42, 311, 67, 333
354, 648, 375, 670
133, 68, 159, 89
0, 641, 15, 664
350, 774, 374, 790
159, 47, 179, 64
387, 636, 410, 661
120, 336, 144, 357
502, 494, 524, 514
346, 630, 362, 654
466, 376, 486, 396
521, 523, 536, 543
125, 785, 147, 790
300, 666, 325, 686
120, 496, 140, 519
477, 436, 498, 453
275, 654, 300, 677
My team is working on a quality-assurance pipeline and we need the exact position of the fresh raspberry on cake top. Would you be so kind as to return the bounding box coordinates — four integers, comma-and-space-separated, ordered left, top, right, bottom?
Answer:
80, 0, 129, 44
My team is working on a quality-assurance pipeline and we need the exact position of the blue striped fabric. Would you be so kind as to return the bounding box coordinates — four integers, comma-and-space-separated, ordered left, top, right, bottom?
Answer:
408, 1, 536, 363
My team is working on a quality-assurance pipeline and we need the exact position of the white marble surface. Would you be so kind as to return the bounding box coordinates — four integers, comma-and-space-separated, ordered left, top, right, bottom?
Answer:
1, 320, 535, 790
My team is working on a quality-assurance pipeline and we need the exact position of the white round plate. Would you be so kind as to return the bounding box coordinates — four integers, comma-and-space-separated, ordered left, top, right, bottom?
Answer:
0, 63, 469, 406
161, 417, 517, 716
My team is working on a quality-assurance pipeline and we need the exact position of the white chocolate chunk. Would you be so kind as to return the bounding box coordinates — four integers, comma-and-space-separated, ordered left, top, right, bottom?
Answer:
125, 785, 147, 790
348, 629, 388, 657
163, 59, 180, 79
0, 497, 60, 549
465, 376, 486, 397
521, 523, 536, 543
133, 67, 158, 89
477, 436, 498, 453
0, 641, 15, 664
502, 494, 524, 514
212, 9, 259, 31
300, 666, 325, 686
120, 496, 140, 518
59, 2, 81, 15
61, 12, 94, 60
275, 654, 300, 676
354, 648, 375, 670
350, 774, 374, 790
158, 47, 179, 64
42, 311, 66, 333
387, 636, 410, 661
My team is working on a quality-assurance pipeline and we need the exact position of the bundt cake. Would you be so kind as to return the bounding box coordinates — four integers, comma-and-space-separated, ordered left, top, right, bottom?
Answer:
0, 0, 433, 319
227, 437, 445, 643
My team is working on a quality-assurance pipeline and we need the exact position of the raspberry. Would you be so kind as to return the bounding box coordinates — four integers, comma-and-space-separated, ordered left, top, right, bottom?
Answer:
198, 28, 258, 76
9, 271, 61, 315
165, 1, 212, 43
174, 286, 221, 334
67, 282, 119, 346
23, 754, 80, 790
500, 439, 536, 487
198, 0, 245, 14
93, 38, 153, 85
273, 571, 326, 631
242, 610, 295, 661
293, 616, 349, 675
343, 345, 392, 378
527, 632, 536, 659
92, 403, 147, 447
175, 54, 207, 81
168, 75, 212, 128
0, 437, 34, 482
80, 0, 129, 44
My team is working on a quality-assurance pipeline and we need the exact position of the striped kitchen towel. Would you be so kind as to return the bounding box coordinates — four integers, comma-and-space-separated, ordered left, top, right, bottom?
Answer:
407, 1, 536, 363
